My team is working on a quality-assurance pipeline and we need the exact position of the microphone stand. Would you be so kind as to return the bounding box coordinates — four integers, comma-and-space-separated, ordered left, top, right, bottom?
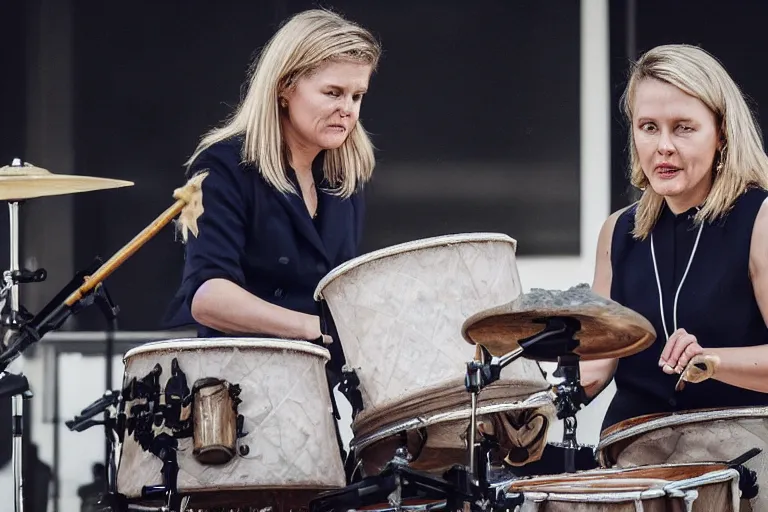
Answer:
93, 283, 120, 473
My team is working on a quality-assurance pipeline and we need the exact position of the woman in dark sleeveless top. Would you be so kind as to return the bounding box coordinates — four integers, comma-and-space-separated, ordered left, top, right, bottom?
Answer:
580, 44, 768, 432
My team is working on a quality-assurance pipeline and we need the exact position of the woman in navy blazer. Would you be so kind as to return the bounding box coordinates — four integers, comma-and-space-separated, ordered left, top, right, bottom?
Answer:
164, 9, 381, 378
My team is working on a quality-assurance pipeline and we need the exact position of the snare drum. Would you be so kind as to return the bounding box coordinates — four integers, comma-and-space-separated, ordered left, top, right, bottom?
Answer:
504, 463, 740, 511
116, 337, 345, 511
314, 233, 554, 473
597, 407, 768, 511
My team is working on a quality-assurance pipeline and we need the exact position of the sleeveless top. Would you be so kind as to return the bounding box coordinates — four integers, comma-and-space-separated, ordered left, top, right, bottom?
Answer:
604, 187, 768, 431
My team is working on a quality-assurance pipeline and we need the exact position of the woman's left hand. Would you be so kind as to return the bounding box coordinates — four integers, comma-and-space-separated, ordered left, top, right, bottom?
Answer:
659, 328, 704, 375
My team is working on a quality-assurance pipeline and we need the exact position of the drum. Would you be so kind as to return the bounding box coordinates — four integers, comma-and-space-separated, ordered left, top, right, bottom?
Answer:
503, 463, 740, 511
597, 407, 768, 511
352, 391, 555, 477
116, 337, 346, 510
314, 233, 554, 473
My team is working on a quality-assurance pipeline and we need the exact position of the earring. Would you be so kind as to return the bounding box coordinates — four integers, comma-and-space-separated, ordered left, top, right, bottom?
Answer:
279, 98, 288, 108
716, 143, 728, 174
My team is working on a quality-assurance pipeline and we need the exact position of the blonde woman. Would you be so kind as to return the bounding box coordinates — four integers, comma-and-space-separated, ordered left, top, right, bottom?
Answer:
165, 9, 381, 378
581, 44, 768, 431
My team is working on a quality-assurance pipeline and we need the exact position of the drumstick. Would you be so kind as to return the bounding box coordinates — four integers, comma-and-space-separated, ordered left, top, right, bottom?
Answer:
0, 172, 209, 370
674, 353, 720, 391
65, 172, 208, 306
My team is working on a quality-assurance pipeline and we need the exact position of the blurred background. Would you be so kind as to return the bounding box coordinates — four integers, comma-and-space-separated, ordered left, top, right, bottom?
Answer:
0, 0, 767, 510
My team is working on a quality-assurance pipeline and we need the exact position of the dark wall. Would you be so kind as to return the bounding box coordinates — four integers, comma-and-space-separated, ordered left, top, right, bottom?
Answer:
71, 0, 582, 331
0, 0, 27, 258
0, 0, 28, 472
609, 0, 768, 211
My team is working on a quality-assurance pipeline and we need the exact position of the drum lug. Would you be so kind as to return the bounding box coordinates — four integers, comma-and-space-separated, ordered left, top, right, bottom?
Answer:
339, 366, 364, 418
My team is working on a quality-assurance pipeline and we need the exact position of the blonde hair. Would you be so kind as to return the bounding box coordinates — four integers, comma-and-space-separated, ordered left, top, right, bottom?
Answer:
187, 9, 381, 198
621, 44, 768, 238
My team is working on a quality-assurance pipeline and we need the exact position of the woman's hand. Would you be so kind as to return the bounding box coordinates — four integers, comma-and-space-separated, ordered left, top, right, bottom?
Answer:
659, 328, 704, 374
304, 315, 333, 346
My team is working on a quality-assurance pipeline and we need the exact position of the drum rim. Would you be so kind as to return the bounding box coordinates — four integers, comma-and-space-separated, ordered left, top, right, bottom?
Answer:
506, 465, 738, 503
350, 390, 553, 451
520, 488, 667, 502
313, 232, 517, 300
123, 337, 331, 361
597, 406, 768, 452
351, 378, 553, 432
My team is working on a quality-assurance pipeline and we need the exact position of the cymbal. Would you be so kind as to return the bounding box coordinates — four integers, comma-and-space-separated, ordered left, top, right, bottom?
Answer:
0, 162, 133, 201
461, 283, 656, 361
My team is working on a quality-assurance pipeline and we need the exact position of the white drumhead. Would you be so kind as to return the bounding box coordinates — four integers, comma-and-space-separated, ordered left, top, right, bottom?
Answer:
123, 337, 331, 362
314, 232, 517, 300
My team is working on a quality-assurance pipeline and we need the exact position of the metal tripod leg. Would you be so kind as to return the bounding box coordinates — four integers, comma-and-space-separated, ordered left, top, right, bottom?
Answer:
13, 393, 24, 512
9, 385, 32, 512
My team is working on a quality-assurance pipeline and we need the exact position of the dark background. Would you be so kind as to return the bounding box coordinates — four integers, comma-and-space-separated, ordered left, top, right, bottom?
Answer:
5, 0, 585, 333
1, 1, 767, 332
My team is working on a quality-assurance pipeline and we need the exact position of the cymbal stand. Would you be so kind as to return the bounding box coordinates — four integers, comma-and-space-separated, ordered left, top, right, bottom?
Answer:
465, 316, 589, 486
515, 316, 588, 473
464, 345, 524, 481
1, 159, 46, 512
1, 196, 29, 512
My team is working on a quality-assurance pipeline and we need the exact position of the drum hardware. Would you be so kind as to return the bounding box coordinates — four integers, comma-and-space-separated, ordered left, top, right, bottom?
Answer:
338, 366, 364, 419
0, 170, 208, 371
1, 267, 47, 331
465, 316, 589, 475
0, 372, 31, 512
1, 254, 102, 512
311, 325, 559, 512
65, 353, 208, 512
0, 163, 203, 512
728, 447, 762, 467
65, 388, 126, 509
310, 453, 474, 512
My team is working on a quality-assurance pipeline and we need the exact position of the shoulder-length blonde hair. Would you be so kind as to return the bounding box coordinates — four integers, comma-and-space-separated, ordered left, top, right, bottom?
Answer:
621, 44, 768, 239
187, 9, 381, 198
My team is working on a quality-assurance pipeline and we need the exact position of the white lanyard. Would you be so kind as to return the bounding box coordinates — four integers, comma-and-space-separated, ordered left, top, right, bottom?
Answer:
650, 209, 704, 341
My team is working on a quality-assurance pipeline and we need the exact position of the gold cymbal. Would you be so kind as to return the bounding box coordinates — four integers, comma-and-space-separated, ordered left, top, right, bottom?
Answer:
461, 283, 656, 361
0, 162, 133, 201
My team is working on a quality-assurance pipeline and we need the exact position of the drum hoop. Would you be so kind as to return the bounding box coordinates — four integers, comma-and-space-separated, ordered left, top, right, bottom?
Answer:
597, 406, 768, 452
313, 232, 517, 300
514, 468, 737, 504
352, 379, 553, 432
123, 337, 331, 361
523, 488, 667, 502
350, 390, 553, 451
661, 468, 739, 492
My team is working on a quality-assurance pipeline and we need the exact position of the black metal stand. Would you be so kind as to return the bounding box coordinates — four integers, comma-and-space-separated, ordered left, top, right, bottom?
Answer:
310, 453, 473, 512
311, 316, 592, 512
515, 316, 589, 473
66, 389, 129, 512
0, 256, 109, 512
463, 316, 586, 473
0, 372, 32, 512
93, 283, 120, 471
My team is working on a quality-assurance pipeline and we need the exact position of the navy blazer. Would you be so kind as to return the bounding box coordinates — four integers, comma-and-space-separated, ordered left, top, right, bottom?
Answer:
164, 136, 365, 374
